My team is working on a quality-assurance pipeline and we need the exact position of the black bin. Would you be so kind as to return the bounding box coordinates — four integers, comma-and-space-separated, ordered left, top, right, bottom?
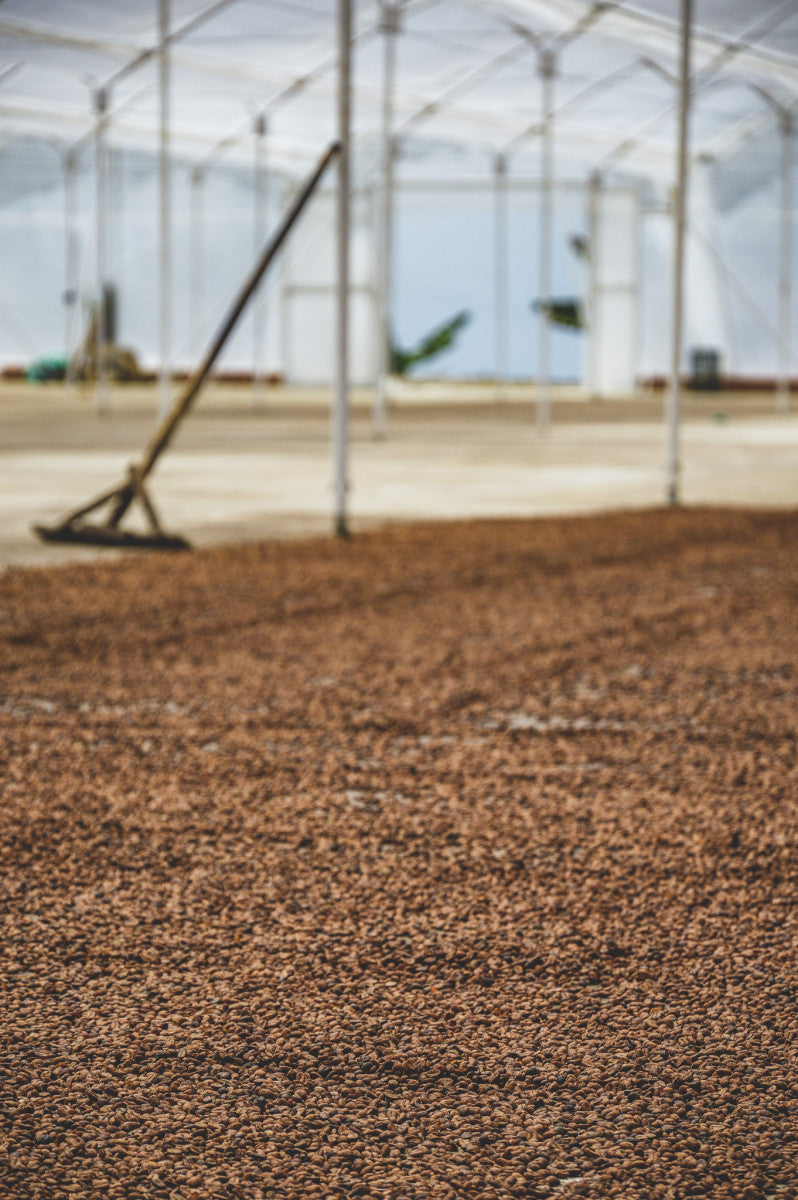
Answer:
689, 347, 720, 391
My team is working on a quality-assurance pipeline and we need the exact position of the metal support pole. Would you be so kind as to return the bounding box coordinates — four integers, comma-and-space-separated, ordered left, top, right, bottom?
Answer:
374, 0, 398, 438
189, 165, 204, 362
94, 87, 109, 413
278, 175, 292, 383
63, 150, 80, 386
666, 0, 692, 506
777, 111, 793, 412
538, 48, 556, 433
587, 170, 601, 399
253, 111, 268, 406
158, 0, 172, 420
494, 152, 509, 401
333, 0, 352, 537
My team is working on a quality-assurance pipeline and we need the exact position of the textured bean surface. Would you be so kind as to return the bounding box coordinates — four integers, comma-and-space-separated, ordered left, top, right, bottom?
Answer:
1, 508, 796, 1199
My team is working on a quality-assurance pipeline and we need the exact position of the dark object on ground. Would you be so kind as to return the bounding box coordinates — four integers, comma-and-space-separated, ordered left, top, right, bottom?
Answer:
70, 286, 144, 383
71, 341, 146, 383
689, 346, 721, 390
26, 355, 68, 382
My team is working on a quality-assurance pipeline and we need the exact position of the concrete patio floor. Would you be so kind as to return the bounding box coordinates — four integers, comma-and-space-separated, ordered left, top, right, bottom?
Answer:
1, 380, 796, 567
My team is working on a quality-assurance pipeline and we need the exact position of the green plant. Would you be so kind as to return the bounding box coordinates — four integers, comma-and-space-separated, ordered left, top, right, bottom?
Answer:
531, 298, 584, 330
390, 309, 471, 376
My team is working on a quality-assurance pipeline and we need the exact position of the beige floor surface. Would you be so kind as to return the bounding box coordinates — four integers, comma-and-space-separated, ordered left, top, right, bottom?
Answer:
1, 380, 796, 567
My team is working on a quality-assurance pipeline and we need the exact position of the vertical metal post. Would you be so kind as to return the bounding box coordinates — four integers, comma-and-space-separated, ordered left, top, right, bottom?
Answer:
777, 111, 793, 413
666, 0, 692, 506
494, 151, 509, 401
94, 87, 109, 413
333, 0, 352, 537
374, 0, 398, 438
253, 111, 268, 406
158, 0, 172, 419
63, 149, 80, 386
538, 48, 555, 433
587, 170, 601, 399
189, 165, 204, 362
278, 176, 292, 384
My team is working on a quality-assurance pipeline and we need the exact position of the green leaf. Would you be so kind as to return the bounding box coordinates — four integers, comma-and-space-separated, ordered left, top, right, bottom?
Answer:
390, 310, 472, 376
531, 298, 584, 330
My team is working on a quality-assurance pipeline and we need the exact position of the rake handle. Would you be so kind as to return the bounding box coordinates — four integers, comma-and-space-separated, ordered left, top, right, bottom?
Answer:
136, 140, 341, 482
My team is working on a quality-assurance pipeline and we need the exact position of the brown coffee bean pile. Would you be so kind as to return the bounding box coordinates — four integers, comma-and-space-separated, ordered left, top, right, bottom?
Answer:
1, 508, 796, 1199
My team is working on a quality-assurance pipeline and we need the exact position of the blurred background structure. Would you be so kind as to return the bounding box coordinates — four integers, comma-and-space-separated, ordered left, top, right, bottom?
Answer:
1, 1, 796, 388
0, 0, 797, 543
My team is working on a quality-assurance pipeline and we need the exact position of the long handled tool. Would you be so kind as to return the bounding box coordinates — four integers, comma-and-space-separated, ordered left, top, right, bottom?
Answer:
35, 140, 340, 551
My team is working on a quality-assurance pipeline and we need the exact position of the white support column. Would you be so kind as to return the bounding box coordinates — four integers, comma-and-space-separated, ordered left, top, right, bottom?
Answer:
666, 0, 692, 506
63, 149, 80, 386
777, 110, 793, 412
253, 111, 268, 406
586, 170, 601, 398
537, 48, 556, 433
158, 0, 172, 419
588, 180, 640, 396
333, 0, 352, 537
279, 176, 293, 384
189, 165, 204, 363
494, 151, 509, 401
94, 86, 109, 413
374, 0, 398, 438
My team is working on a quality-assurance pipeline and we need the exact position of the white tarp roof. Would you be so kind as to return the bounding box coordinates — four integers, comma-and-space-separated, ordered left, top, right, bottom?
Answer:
0, 1, 796, 182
